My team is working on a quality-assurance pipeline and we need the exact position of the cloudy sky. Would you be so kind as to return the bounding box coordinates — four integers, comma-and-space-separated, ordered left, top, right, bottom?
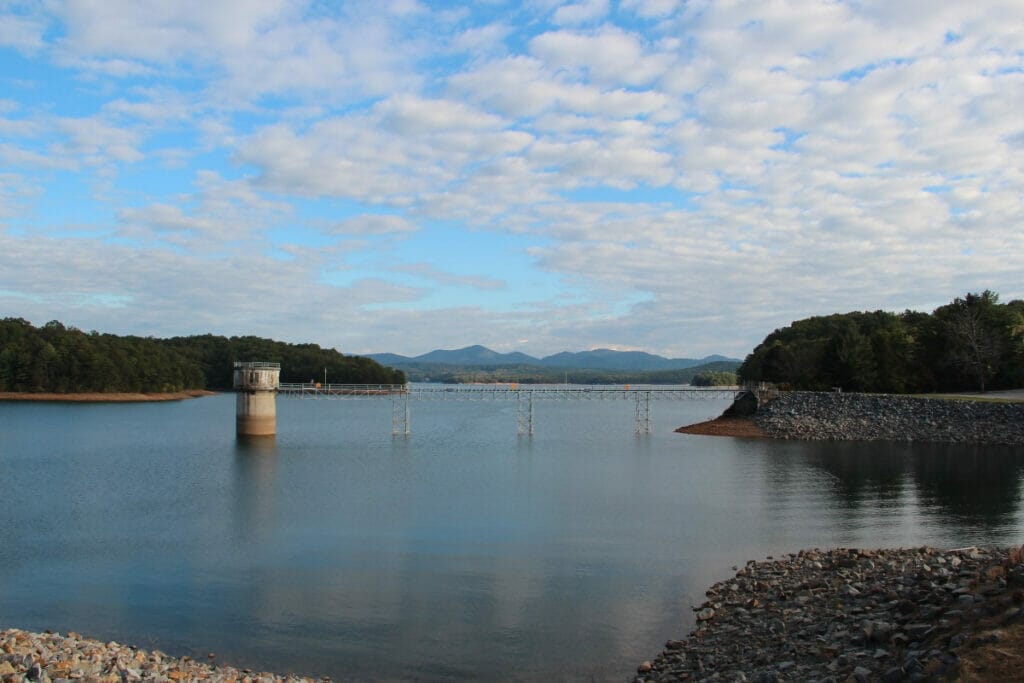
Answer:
1, 1, 1022, 359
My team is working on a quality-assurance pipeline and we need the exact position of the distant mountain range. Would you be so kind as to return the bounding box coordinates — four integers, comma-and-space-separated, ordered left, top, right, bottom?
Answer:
368, 345, 739, 372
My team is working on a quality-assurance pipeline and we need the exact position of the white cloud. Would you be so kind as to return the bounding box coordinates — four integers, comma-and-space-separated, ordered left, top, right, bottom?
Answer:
551, 0, 609, 27
237, 96, 534, 205
529, 26, 672, 86
2, 0, 1023, 358
620, 0, 680, 20
450, 21, 513, 56
396, 262, 505, 290
0, 11, 45, 53
55, 116, 144, 164
331, 215, 420, 236
116, 171, 290, 246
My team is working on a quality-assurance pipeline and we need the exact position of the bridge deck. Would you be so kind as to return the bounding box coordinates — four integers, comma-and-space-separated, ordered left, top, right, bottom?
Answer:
276, 383, 740, 401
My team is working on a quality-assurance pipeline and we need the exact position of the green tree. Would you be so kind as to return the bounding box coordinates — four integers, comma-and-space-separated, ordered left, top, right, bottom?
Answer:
933, 291, 1005, 392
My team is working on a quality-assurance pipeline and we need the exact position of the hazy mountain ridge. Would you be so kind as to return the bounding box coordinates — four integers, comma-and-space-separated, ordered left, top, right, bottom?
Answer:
367, 345, 739, 372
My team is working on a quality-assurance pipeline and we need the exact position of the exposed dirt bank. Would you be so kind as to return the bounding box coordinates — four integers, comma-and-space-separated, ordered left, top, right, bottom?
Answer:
675, 415, 766, 438
0, 390, 218, 403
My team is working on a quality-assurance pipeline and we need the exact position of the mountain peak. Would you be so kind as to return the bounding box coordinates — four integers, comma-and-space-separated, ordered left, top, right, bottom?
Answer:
366, 346, 739, 371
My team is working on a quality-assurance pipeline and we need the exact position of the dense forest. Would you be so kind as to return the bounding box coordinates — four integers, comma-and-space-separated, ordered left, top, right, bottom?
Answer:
0, 318, 405, 393
739, 291, 1024, 393
691, 370, 739, 387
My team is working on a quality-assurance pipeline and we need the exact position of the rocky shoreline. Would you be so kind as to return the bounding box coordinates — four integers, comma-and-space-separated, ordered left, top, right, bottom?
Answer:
0, 629, 328, 682
679, 391, 1024, 446
634, 545, 1024, 682
752, 392, 1024, 446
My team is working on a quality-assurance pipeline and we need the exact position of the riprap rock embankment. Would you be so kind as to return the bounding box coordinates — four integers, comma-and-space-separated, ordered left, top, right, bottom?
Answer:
0, 629, 326, 682
753, 392, 1024, 446
634, 546, 1024, 683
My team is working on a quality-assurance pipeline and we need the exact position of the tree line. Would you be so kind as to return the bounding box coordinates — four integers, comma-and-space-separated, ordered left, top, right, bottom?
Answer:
738, 291, 1024, 393
0, 318, 405, 393
394, 360, 740, 384
691, 370, 738, 386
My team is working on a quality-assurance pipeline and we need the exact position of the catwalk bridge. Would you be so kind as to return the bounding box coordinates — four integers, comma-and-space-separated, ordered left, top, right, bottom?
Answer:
275, 382, 746, 436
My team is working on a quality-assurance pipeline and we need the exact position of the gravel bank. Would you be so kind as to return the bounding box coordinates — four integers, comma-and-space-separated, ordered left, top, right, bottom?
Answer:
753, 392, 1024, 446
0, 629, 327, 682
633, 546, 1024, 683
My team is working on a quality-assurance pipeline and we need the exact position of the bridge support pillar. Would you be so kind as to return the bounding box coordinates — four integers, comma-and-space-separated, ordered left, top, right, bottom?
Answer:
392, 392, 410, 436
516, 391, 534, 436
634, 391, 651, 435
234, 362, 281, 437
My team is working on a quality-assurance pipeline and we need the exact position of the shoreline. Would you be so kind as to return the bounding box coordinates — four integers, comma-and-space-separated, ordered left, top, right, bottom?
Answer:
0, 628, 326, 682
634, 545, 1024, 682
0, 389, 218, 403
678, 391, 1024, 445
7, 546, 1022, 682
675, 415, 766, 438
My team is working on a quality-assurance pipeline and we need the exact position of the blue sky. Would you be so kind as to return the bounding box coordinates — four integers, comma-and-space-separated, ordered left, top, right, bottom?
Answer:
1, 0, 1022, 358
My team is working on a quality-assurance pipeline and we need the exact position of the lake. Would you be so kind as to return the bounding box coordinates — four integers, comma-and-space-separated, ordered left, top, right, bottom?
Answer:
1, 390, 1023, 680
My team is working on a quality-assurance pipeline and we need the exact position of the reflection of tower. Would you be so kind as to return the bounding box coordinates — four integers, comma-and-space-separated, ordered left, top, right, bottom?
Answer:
233, 361, 281, 436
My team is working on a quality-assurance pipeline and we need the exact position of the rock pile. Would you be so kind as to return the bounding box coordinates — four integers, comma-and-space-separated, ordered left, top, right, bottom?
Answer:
0, 630, 327, 683
754, 392, 1024, 445
633, 546, 1024, 683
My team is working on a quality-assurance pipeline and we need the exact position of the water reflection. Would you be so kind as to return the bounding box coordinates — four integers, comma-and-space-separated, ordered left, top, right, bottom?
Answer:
773, 441, 1024, 537
233, 436, 279, 542
4, 395, 1024, 682
912, 444, 1024, 527
806, 442, 910, 507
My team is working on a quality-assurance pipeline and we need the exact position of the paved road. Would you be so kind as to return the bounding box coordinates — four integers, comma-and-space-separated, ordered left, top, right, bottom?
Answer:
941, 389, 1024, 400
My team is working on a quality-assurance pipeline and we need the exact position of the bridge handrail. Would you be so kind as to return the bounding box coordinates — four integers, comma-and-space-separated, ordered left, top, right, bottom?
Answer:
277, 383, 741, 401
278, 382, 407, 393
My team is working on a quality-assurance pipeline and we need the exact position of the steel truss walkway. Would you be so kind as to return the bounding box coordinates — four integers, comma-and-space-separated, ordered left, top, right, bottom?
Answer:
277, 383, 743, 436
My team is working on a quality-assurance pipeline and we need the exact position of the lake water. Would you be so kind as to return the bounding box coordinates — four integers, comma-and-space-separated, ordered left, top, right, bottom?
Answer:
2, 390, 1023, 680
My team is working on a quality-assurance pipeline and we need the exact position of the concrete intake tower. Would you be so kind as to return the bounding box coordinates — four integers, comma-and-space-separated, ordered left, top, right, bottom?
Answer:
233, 361, 280, 436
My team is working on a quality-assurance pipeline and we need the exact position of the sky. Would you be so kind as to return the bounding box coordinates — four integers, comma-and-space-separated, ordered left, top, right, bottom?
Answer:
1, 0, 1022, 359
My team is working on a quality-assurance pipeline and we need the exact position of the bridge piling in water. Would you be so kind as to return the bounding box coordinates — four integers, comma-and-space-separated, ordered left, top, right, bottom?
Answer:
392, 391, 410, 436
516, 391, 534, 435
233, 361, 281, 437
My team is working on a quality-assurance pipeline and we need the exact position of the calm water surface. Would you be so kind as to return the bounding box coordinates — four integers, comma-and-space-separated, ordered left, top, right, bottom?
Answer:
2, 391, 1023, 680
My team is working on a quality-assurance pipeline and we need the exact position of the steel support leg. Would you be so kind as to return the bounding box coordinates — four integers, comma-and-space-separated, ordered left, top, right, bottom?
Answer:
392, 392, 410, 436
516, 391, 534, 436
635, 391, 651, 435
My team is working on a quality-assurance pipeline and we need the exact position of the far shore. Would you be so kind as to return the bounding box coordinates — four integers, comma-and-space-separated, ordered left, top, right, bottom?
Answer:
0, 389, 218, 403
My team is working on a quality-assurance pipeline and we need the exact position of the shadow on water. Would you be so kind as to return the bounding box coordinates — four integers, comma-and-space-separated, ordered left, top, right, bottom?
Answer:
803, 442, 912, 509
782, 441, 1024, 532
912, 444, 1024, 527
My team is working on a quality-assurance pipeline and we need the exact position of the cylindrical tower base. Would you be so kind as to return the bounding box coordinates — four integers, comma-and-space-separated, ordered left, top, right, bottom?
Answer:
236, 391, 277, 436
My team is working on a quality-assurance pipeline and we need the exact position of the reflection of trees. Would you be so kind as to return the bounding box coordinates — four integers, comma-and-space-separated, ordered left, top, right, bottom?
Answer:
802, 442, 911, 509
912, 444, 1024, 526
